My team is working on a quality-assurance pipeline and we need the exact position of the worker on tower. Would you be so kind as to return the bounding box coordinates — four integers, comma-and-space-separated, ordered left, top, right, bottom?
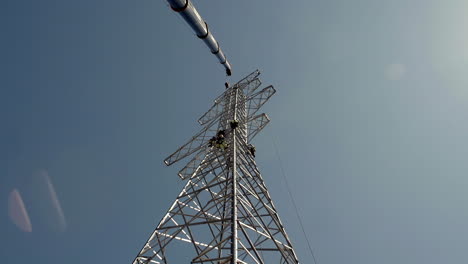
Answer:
209, 130, 229, 150
248, 144, 256, 157
208, 136, 216, 147
216, 130, 227, 149
216, 130, 225, 139
229, 120, 239, 130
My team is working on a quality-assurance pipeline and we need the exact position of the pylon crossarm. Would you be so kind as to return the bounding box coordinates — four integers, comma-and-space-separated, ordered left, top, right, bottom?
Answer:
164, 118, 219, 166
235, 69, 261, 89
212, 70, 261, 103
245, 85, 276, 118
246, 113, 270, 142
198, 100, 224, 125
239, 78, 262, 98
198, 74, 260, 126
177, 148, 212, 180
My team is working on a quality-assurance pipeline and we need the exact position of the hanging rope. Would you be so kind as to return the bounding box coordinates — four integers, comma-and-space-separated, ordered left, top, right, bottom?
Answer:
272, 137, 319, 264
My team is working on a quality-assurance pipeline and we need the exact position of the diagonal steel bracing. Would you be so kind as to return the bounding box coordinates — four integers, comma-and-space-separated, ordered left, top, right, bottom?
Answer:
132, 70, 300, 264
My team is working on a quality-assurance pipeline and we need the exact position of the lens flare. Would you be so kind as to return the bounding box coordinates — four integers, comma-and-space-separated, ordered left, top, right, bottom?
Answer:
8, 189, 33, 232
38, 170, 67, 232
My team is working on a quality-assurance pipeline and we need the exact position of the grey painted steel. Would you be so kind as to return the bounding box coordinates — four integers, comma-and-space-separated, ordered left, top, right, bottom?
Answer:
132, 71, 300, 264
166, 0, 232, 76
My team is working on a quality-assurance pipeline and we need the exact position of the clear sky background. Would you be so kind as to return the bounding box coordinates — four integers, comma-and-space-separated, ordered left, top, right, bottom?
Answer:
2, 0, 468, 263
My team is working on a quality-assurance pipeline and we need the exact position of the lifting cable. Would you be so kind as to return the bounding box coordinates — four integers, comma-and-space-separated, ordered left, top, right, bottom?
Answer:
272, 137, 319, 264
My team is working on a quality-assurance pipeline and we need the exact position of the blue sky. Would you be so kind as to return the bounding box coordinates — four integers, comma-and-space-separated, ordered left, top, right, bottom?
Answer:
2, 0, 468, 263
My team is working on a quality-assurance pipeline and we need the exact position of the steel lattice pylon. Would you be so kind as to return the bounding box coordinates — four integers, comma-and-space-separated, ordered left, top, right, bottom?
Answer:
132, 70, 300, 264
